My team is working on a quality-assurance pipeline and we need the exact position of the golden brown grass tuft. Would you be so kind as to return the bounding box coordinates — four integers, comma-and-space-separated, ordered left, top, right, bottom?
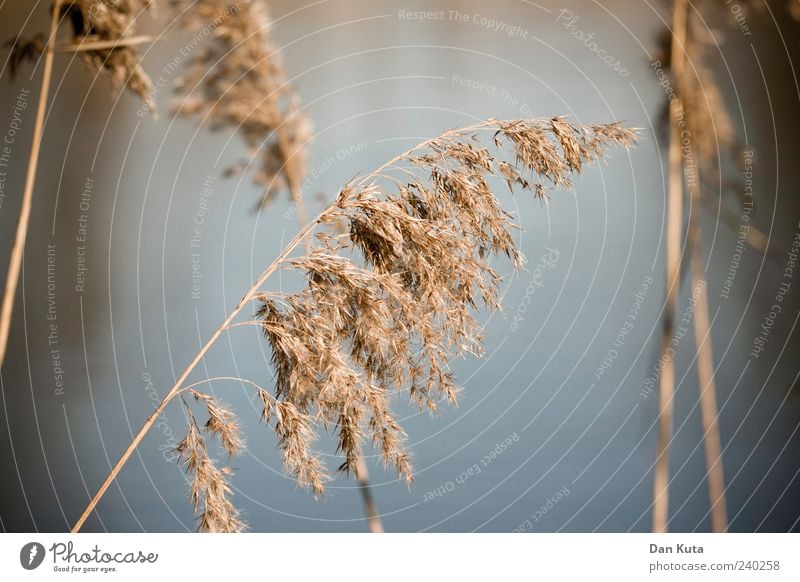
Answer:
253, 118, 635, 492
177, 393, 245, 532
5, 34, 46, 79
72, 117, 635, 533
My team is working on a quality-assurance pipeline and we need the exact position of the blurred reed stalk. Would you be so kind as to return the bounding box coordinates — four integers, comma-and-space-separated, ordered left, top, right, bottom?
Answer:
0, 0, 62, 370
72, 117, 635, 532
652, 0, 688, 534
654, 0, 733, 532
688, 164, 728, 532
1, 0, 156, 369
677, 5, 729, 533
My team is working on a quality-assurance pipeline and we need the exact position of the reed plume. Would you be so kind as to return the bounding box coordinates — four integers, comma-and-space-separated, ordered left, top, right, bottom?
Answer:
0, 0, 155, 370
171, 0, 312, 219
60, 0, 156, 111
176, 391, 245, 532
71, 116, 634, 532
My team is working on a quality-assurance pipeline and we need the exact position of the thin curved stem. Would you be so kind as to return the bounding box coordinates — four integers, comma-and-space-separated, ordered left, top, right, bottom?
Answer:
0, 0, 62, 370
354, 456, 383, 533
71, 209, 323, 531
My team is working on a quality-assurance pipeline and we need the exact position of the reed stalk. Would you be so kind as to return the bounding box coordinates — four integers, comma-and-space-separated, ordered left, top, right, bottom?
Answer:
0, 0, 62, 370
58, 35, 154, 53
354, 456, 383, 533
653, 0, 688, 533
2, 0, 158, 368
688, 187, 729, 532
680, 36, 729, 528
653, 0, 736, 533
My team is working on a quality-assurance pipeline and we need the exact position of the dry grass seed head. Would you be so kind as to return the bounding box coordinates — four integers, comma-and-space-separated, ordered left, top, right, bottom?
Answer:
4, 1, 155, 111
257, 118, 635, 496
166, 117, 633, 531
188, 388, 244, 457
60, 0, 156, 112
172, 0, 311, 210
175, 403, 245, 532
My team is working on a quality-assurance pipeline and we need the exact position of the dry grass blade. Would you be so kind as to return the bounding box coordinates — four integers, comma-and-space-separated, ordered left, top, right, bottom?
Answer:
0, 2, 64, 371
58, 34, 154, 53
172, 0, 311, 217
71, 117, 635, 533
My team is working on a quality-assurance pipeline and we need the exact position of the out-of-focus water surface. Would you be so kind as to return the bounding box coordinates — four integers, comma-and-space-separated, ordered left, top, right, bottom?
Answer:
1, 0, 799, 532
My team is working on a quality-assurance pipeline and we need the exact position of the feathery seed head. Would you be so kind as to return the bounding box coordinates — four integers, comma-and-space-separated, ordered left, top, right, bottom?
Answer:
5, 1, 155, 111
173, 117, 634, 531
172, 0, 311, 210
256, 117, 635, 497
61, 0, 156, 112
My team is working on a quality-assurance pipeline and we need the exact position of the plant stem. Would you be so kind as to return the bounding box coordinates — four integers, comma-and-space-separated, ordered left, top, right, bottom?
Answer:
0, 0, 62, 370
653, 0, 688, 533
71, 121, 497, 532
354, 456, 383, 533
57, 35, 153, 53
688, 168, 728, 532
690, 230, 729, 532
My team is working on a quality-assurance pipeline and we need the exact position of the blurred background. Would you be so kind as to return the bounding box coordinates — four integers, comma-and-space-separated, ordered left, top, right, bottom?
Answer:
0, 0, 799, 532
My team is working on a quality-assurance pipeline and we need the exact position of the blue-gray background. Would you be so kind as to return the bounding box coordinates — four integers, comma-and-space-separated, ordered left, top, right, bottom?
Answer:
0, 0, 798, 532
